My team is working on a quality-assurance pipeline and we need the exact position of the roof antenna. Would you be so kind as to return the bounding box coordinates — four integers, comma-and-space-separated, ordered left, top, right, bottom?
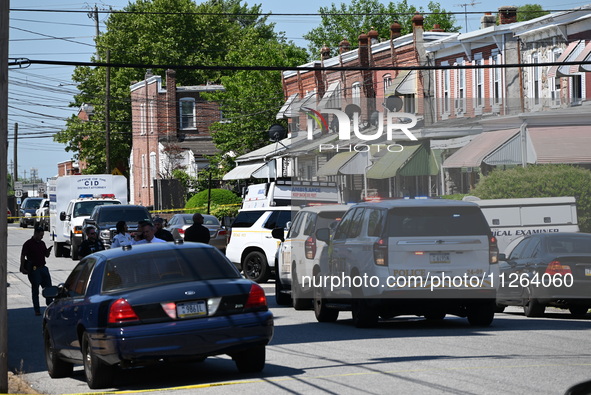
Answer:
454, 1, 481, 33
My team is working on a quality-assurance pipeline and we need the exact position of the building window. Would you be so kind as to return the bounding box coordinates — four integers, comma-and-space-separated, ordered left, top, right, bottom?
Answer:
474, 54, 484, 109
403, 94, 415, 113
443, 67, 450, 114
141, 154, 147, 187
179, 98, 196, 130
571, 75, 583, 105
532, 52, 541, 106
383, 74, 392, 97
455, 59, 465, 114
149, 101, 155, 134
150, 152, 157, 187
140, 103, 147, 136
491, 51, 502, 106
549, 47, 562, 107
352, 82, 361, 106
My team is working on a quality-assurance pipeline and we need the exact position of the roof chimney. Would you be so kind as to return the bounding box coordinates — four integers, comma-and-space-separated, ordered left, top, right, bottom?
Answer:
320, 44, 331, 60
431, 24, 444, 32
481, 12, 496, 28
339, 38, 351, 53
498, 6, 518, 25
368, 27, 379, 45
412, 13, 424, 29
390, 22, 402, 39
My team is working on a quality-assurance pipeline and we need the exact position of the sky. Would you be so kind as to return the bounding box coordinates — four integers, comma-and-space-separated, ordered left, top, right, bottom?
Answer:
8, 0, 591, 182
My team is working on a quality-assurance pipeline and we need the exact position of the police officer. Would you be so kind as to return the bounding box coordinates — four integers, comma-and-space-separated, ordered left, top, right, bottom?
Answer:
78, 226, 106, 259
20, 227, 53, 316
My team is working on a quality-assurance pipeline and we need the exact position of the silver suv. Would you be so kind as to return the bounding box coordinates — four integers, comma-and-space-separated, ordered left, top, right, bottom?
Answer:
226, 206, 297, 283
314, 199, 499, 328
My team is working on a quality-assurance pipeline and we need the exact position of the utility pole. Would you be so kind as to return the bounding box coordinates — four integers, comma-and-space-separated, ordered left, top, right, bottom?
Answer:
13, 122, 17, 181
105, 49, 111, 173
0, 0, 10, 391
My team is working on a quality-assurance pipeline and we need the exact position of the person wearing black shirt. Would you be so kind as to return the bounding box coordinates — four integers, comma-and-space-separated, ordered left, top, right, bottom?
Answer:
184, 213, 211, 244
20, 227, 53, 315
153, 217, 174, 242
78, 226, 106, 259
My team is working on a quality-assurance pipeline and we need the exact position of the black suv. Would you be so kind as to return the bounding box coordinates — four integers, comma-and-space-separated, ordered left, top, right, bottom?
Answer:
82, 205, 152, 247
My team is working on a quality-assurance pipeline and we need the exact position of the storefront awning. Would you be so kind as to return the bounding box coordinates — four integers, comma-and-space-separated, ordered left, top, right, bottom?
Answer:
442, 129, 520, 168
548, 40, 583, 78
569, 41, 591, 73
317, 81, 341, 111
384, 70, 417, 97
367, 142, 437, 179
276, 93, 299, 120
317, 152, 358, 176
222, 163, 266, 180
529, 126, 591, 164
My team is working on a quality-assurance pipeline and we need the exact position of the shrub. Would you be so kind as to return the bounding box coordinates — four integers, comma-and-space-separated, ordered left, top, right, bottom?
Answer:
470, 164, 591, 232
185, 189, 242, 213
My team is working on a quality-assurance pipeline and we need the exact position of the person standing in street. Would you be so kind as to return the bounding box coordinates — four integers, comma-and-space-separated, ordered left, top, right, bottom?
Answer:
20, 226, 53, 316
153, 217, 174, 241
132, 220, 166, 244
184, 213, 211, 244
111, 220, 133, 248
78, 226, 106, 258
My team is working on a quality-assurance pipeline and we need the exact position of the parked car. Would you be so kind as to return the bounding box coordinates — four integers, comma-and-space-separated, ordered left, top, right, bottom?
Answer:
19, 197, 44, 228
272, 204, 349, 309
166, 213, 228, 251
226, 206, 298, 283
7, 208, 14, 223
314, 199, 499, 328
41, 241, 273, 389
82, 205, 152, 251
496, 232, 591, 317
35, 198, 50, 230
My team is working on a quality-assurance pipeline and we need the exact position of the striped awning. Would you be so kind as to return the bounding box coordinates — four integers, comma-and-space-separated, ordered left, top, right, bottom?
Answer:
222, 163, 266, 180
548, 40, 583, 78
569, 41, 591, 74
442, 129, 520, 168
529, 126, 591, 164
367, 142, 438, 179
384, 70, 417, 96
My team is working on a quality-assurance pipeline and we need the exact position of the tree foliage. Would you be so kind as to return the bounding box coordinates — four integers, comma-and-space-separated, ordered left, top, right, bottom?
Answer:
303, 0, 460, 58
470, 165, 591, 232
54, 0, 307, 176
517, 4, 549, 22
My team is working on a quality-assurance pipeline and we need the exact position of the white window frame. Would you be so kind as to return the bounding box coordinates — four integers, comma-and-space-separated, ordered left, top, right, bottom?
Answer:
179, 97, 196, 130
473, 53, 484, 113
442, 62, 450, 116
531, 52, 541, 107
141, 154, 147, 187
352, 82, 361, 106
140, 103, 147, 136
490, 50, 502, 110
549, 47, 562, 107
383, 74, 392, 98
149, 100, 155, 134
455, 58, 466, 115
150, 151, 157, 187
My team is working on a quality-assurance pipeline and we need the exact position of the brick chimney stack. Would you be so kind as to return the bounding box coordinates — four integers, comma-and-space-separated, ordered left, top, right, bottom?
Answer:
499, 6, 518, 25
481, 12, 496, 28
390, 22, 402, 40
320, 44, 331, 60
358, 32, 369, 66
339, 38, 351, 53
165, 69, 177, 138
431, 24, 444, 32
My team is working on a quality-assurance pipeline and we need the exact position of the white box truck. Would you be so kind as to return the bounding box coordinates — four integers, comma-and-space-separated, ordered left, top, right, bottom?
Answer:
242, 180, 340, 209
465, 196, 579, 254
49, 175, 128, 260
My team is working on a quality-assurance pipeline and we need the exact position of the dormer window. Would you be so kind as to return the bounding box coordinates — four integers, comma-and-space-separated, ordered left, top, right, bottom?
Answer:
179, 98, 196, 130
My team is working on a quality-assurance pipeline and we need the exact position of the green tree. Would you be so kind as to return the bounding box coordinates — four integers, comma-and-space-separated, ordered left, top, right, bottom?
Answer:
470, 165, 591, 232
54, 0, 306, 176
303, 0, 460, 58
517, 4, 549, 22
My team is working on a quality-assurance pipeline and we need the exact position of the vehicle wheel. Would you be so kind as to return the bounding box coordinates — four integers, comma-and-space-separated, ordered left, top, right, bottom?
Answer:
292, 268, 312, 311
274, 275, 291, 306
54, 242, 64, 258
351, 300, 379, 328
21, 220, 27, 228
233, 345, 265, 373
44, 329, 73, 378
523, 288, 545, 317
569, 306, 589, 317
313, 275, 338, 322
70, 237, 79, 261
467, 301, 495, 327
243, 251, 270, 283
82, 333, 114, 389
495, 303, 506, 313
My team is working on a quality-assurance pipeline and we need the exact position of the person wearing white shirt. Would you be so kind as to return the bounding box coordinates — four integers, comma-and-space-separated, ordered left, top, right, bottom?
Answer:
132, 221, 166, 244
111, 221, 133, 248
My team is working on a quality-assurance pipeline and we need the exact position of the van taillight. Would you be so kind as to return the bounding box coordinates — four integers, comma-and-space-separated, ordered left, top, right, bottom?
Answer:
374, 238, 388, 266
545, 260, 572, 275
489, 236, 499, 264
305, 236, 316, 259
218, 229, 227, 236
108, 298, 139, 324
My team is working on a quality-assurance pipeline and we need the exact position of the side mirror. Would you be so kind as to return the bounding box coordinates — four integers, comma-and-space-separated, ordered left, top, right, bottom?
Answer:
316, 228, 330, 243
42, 285, 60, 299
59, 212, 66, 221
271, 227, 285, 242
498, 253, 507, 261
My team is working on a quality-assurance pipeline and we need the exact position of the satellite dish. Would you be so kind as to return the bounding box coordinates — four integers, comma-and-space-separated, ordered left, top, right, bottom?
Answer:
384, 96, 403, 112
344, 104, 362, 118
268, 124, 287, 142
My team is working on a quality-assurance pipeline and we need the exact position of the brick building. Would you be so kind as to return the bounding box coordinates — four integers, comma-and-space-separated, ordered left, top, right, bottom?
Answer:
129, 69, 223, 207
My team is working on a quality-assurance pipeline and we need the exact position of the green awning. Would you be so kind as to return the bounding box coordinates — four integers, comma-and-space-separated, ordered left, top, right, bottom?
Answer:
317, 151, 358, 176
366, 143, 439, 179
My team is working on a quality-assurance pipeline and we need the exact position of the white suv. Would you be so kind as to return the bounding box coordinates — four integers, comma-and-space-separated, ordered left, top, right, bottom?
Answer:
314, 199, 499, 328
273, 204, 349, 309
226, 206, 298, 283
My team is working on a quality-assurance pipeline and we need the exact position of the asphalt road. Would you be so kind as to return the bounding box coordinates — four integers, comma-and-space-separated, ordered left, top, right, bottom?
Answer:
6, 223, 591, 394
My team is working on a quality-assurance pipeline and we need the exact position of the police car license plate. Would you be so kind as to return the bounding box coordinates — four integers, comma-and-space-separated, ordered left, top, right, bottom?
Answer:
177, 301, 207, 318
430, 253, 450, 264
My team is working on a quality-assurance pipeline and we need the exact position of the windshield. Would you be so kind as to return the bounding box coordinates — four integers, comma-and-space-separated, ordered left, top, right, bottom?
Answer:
74, 201, 120, 218
23, 199, 42, 209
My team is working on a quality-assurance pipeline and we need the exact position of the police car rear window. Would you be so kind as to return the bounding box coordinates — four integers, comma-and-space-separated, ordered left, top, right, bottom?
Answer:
232, 211, 266, 228
387, 207, 491, 237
